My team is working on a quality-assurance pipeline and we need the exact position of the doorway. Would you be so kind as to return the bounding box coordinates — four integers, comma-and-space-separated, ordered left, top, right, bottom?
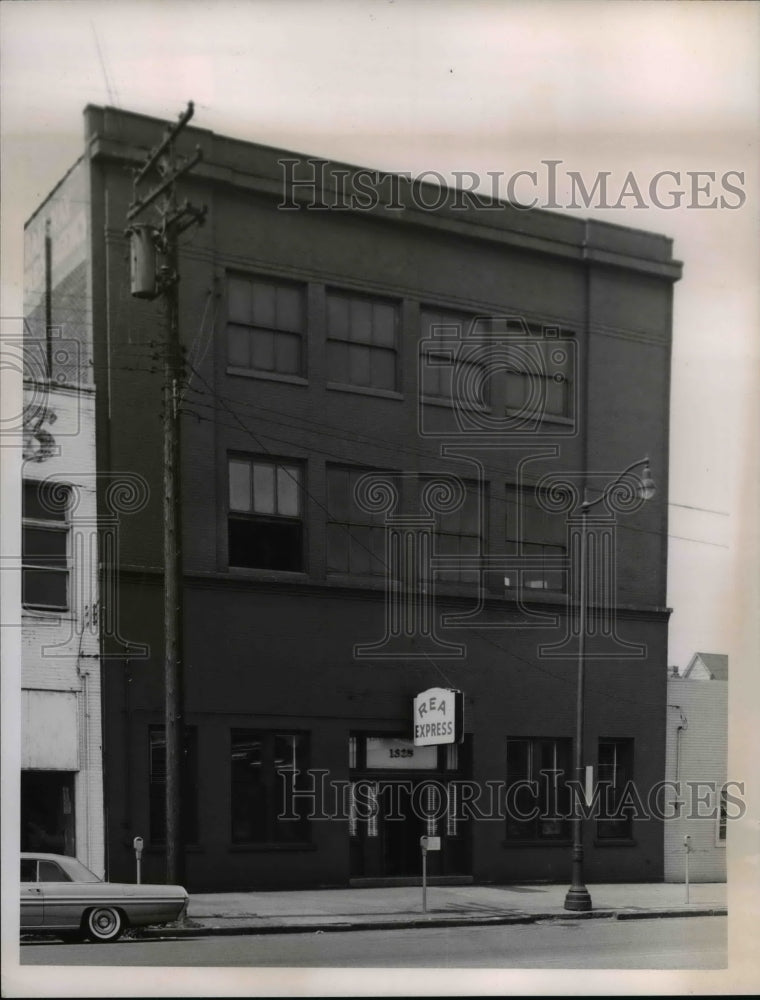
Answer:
21, 771, 76, 856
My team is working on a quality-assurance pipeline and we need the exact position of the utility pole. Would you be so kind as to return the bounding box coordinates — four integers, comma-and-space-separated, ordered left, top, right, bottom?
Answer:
126, 102, 206, 886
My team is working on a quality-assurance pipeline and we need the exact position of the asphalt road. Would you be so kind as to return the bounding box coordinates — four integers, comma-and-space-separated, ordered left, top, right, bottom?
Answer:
21, 915, 726, 969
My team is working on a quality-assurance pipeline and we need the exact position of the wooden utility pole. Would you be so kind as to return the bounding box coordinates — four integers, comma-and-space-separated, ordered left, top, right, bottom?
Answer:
127, 102, 206, 885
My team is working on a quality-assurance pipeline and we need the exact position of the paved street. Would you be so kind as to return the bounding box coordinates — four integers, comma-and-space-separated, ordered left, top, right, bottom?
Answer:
22, 915, 726, 969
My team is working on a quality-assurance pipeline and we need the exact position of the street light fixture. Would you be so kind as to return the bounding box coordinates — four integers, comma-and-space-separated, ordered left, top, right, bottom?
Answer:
563, 457, 656, 912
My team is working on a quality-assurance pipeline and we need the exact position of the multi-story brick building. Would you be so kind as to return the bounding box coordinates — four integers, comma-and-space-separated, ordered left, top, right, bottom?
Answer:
29, 104, 681, 890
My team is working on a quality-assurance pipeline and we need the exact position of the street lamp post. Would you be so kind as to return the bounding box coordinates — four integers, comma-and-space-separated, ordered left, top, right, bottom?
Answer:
563, 457, 656, 912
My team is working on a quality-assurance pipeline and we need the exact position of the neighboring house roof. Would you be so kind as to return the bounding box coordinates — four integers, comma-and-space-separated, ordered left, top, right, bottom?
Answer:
683, 652, 728, 681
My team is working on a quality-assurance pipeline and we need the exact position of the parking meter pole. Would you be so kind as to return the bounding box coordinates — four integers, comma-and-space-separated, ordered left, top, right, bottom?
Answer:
133, 836, 144, 885
684, 840, 690, 904
422, 846, 427, 913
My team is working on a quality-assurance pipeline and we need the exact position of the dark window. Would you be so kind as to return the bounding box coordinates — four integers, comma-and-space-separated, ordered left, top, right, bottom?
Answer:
228, 457, 303, 571
505, 485, 567, 592
227, 275, 305, 376
597, 738, 634, 839
327, 291, 398, 391
423, 478, 483, 585
230, 730, 310, 844
326, 466, 392, 577
419, 309, 489, 408
20, 860, 37, 882
504, 336, 572, 418
148, 726, 199, 845
505, 737, 571, 841
22, 480, 69, 610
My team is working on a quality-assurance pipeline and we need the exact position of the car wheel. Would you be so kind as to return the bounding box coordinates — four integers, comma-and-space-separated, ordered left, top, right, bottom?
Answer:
86, 906, 124, 943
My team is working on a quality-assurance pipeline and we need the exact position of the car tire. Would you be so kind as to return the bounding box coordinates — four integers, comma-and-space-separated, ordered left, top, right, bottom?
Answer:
85, 906, 124, 943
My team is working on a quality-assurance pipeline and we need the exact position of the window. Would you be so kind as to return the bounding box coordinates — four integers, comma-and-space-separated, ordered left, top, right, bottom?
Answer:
597, 738, 634, 840
230, 730, 310, 844
327, 291, 398, 391
505, 737, 571, 841
326, 466, 392, 577
505, 485, 567, 591
227, 275, 305, 376
228, 456, 303, 571
38, 860, 70, 882
419, 309, 489, 408
718, 787, 727, 844
22, 480, 69, 610
504, 336, 572, 418
148, 726, 198, 845
428, 479, 484, 584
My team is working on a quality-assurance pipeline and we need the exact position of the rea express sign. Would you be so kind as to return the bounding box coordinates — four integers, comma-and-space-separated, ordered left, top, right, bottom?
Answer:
413, 688, 464, 746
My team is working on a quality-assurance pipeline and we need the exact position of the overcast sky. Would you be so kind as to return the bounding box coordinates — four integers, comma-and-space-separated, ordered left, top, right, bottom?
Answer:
1, 2, 758, 994
2, 0, 757, 668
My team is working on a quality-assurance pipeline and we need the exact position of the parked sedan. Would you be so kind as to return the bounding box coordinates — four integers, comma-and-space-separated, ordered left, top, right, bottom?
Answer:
21, 853, 188, 942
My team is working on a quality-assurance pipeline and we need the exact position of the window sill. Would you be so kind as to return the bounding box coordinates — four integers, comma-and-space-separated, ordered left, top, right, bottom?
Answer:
421, 395, 491, 414
504, 407, 575, 427
22, 606, 72, 618
229, 842, 317, 852
227, 567, 310, 583
501, 840, 572, 849
227, 366, 308, 387
326, 382, 403, 402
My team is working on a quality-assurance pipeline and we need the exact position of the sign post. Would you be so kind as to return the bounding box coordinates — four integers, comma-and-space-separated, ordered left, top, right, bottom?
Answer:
420, 835, 441, 913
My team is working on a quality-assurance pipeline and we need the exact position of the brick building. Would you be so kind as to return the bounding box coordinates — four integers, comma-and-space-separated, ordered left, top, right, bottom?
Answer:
29, 105, 681, 890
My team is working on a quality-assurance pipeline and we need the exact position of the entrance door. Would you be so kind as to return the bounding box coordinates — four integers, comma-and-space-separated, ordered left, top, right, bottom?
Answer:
348, 735, 471, 880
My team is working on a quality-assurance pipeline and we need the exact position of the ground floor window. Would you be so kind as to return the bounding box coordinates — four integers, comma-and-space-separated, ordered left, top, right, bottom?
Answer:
21, 770, 76, 856
505, 737, 571, 841
596, 737, 634, 839
230, 730, 310, 844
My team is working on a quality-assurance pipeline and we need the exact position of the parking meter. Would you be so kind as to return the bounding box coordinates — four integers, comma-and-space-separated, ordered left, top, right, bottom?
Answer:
133, 836, 144, 884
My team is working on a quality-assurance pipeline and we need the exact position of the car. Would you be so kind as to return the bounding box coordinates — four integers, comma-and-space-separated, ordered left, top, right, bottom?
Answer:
20, 852, 189, 943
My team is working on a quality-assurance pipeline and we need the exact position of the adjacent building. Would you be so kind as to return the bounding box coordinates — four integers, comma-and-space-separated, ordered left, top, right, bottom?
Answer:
664, 654, 728, 883
21, 160, 105, 876
27, 104, 681, 890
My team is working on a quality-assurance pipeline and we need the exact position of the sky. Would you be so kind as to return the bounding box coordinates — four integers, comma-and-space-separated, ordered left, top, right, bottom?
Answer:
1, 1, 758, 991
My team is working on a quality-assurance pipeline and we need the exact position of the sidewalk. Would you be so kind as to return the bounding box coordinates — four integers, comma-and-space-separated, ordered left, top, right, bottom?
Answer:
138, 882, 727, 938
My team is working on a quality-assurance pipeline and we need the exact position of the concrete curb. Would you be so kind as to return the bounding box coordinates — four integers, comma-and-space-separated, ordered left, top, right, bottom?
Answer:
135, 906, 727, 939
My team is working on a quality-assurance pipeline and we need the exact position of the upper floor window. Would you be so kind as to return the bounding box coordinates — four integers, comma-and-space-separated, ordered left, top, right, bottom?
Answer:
419, 309, 489, 409
228, 456, 303, 571
327, 291, 398, 391
504, 335, 572, 419
227, 275, 305, 377
429, 479, 484, 585
505, 485, 567, 592
22, 480, 70, 610
326, 465, 392, 577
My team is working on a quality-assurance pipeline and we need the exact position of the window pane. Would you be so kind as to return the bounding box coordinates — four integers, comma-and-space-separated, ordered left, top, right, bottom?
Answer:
274, 332, 301, 375
545, 376, 566, 416
349, 344, 371, 386
251, 281, 276, 329
327, 467, 350, 521
350, 525, 372, 575
372, 302, 396, 347
370, 347, 396, 390
38, 861, 70, 882
327, 294, 349, 338
251, 329, 276, 371
231, 731, 265, 843
228, 277, 252, 322
275, 285, 303, 332
327, 340, 349, 384
327, 523, 349, 573
229, 460, 251, 511
228, 324, 250, 368
369, 525, 385, 575
228, 517, 302, 571
505, 372, 528, 409
22, 568, 68, 608
351, 297, 373, 344
23, 481, 69, 521
252, 463, 275, 514
23, 526, 67, 565
276, 465, 300, 517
